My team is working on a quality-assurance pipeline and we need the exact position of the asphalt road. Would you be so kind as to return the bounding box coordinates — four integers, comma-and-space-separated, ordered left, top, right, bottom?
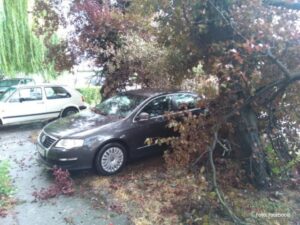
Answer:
0, 123, 131, 225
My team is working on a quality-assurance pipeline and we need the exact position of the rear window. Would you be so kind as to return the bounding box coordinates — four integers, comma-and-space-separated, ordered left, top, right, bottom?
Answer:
141, 96, 171, 118
45, 86, 71, 99
171, 93, 198, 111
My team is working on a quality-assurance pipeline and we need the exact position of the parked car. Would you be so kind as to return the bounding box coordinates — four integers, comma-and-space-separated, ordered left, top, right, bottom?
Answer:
36, 89, 203, 175
0, 84, 86, 126
0, 78, 35, 94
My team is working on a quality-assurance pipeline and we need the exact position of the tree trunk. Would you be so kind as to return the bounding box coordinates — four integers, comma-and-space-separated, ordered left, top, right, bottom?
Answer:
267, 107, 293, 163
236, 105, 271, 189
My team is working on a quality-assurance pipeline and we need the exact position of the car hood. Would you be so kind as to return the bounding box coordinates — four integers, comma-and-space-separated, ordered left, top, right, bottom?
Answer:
44, 110, 122, 138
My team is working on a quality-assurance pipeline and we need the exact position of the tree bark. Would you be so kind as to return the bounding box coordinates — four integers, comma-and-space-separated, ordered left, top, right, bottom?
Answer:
267, 106, 293, 163
236, 105, 271, 189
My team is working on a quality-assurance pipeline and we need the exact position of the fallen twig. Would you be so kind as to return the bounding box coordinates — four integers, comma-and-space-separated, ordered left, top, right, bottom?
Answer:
208, 129, 247, 225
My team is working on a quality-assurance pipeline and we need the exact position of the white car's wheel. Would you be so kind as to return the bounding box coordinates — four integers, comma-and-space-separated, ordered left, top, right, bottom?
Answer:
62, 107, 78, 117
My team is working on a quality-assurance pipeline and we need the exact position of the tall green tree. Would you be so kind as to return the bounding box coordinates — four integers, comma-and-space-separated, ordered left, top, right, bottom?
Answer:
0, 0, 51, 76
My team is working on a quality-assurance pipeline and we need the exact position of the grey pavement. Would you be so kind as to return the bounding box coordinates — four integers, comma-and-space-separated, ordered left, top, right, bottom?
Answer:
0, 123, 131, 225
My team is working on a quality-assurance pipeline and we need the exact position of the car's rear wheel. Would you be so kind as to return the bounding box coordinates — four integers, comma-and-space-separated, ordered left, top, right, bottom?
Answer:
62, 107, 79, 117
94, 143, 127, 175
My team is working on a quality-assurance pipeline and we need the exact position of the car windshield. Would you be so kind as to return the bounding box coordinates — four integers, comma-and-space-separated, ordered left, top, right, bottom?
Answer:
95, 94, 146, 117
0, 80, 20, 87
0, 87, 16, 102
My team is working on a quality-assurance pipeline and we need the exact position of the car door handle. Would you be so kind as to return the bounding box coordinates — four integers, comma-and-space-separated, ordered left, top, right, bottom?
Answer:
37, 102, 45, 104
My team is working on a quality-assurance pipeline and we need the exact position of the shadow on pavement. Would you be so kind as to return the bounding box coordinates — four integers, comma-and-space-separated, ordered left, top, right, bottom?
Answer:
0, 122, 45, 133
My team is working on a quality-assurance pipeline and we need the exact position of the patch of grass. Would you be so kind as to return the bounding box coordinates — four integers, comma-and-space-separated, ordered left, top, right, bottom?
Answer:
77, 87, 101, 106
0, 160, 14, 217
0, 160, 13, 197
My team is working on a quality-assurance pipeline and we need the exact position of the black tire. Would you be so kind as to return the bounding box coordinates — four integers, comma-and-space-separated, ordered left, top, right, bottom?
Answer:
94, 143, 127, 175
62, 107, 79, 118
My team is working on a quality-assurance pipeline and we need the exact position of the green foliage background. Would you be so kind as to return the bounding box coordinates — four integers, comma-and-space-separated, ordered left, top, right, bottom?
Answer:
77, 87, 101, 106
0, 0, 52, 76
0, 160, 13, 197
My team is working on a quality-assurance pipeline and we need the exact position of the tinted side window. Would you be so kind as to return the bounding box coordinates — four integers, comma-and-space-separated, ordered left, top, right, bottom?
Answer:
172, 93, 197, 111
141, 96, 171, 118
45, 87, 71, 99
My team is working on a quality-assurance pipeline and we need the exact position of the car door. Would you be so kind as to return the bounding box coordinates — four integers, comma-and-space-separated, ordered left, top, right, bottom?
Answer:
3, 87, 46, 124
44, 86, 72, 117
126, 95, 173, 158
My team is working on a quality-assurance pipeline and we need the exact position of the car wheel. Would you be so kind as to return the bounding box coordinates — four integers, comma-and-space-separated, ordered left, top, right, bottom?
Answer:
95, 143, 127, 175
62, 108, 79, 117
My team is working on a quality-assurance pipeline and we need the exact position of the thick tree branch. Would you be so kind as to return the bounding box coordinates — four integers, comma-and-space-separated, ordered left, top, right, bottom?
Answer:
267, 48, 291, 79
290, 72, 300, 82
266, 103, 292, 162
190, 150, 208, 170
224, 71, 300, 122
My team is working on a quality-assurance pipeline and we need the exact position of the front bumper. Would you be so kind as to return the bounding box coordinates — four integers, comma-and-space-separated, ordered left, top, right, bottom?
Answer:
36, 142, 94, 171
79, 105, 87, 110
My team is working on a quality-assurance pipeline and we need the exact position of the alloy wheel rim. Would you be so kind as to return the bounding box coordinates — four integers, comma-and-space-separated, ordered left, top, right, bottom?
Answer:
101, 147, 124, 173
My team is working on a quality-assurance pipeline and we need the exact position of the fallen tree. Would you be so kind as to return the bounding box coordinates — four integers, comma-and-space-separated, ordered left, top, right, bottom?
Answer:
33, 0, 300, 188
33, 1, 300, 222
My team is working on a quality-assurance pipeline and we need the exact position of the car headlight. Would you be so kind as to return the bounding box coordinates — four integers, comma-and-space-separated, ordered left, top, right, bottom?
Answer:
55, 139, 84, 149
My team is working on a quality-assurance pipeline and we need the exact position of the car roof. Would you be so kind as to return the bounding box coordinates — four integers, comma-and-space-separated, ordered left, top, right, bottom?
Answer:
1, 78, 33, 81
124, 88, 196, 98
12, 83, 67, 88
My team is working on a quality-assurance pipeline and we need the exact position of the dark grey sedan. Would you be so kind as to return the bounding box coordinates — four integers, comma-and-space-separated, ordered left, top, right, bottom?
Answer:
37, 89, 201, 175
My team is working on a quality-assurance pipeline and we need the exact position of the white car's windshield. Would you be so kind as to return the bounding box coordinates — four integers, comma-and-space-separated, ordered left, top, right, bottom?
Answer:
0, 87, 16, 102
94, 94, 146, 117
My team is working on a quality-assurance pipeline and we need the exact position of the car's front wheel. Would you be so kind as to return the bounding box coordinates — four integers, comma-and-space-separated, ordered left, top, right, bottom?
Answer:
62, 107, 79, 117
94, 143, 127, 175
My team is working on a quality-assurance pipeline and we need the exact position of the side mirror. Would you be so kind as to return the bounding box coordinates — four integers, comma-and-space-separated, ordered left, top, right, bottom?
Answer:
136, 112, 150, 121
19, 98, 25, 103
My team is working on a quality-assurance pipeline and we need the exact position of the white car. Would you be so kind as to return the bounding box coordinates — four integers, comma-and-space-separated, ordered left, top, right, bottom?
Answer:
0, 84, 87, 125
